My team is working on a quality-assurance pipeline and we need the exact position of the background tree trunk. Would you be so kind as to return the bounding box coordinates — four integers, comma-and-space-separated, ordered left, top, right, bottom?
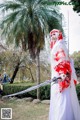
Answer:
36, 52, 40, 99
10, 61, 20, 84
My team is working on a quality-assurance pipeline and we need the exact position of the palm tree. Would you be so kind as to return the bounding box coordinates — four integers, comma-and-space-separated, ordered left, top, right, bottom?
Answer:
0, 0, 62, 99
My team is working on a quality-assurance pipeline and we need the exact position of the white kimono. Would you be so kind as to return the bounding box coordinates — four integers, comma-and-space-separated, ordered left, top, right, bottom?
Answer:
49, 40, 80, 120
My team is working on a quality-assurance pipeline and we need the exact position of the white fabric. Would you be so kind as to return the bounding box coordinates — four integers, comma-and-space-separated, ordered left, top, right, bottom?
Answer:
49, 40, 80, 120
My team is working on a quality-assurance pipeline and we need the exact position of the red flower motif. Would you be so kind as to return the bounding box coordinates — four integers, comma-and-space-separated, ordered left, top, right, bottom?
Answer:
74, 79, 77, 85
54, 61, 72, 92
54, 61, 72, 75
54, 49, 66, 61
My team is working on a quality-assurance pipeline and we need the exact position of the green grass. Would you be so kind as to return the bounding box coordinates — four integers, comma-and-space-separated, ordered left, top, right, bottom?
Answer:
0, 99, 49, 120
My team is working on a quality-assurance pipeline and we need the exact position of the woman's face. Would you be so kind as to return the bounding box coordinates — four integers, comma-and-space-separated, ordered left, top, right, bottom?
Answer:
51, 32, 59, 41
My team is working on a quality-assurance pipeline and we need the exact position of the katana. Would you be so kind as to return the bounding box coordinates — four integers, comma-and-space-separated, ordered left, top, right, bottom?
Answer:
2, 77, 61, 98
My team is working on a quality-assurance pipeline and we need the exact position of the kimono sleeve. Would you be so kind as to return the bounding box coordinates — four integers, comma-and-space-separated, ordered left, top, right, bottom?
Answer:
54, 60, 72, 92
53, 44, 72, 92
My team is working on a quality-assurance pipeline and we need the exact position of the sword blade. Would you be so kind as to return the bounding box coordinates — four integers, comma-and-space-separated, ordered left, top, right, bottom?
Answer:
2, 77, 60, 98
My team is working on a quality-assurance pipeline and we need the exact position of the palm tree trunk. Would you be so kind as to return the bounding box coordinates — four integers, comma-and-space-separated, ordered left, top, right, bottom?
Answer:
10, 62, 20, 84
36, 52, 40, 99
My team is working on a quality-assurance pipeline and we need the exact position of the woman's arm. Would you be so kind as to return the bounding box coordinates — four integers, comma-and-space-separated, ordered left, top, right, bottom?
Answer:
54, 60, 72, 92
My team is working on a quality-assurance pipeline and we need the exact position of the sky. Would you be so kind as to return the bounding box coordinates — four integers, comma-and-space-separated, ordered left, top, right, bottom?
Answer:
0, 0, 80, 55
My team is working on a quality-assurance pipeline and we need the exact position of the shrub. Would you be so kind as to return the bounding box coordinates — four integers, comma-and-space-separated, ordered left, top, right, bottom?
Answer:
2, 82, 80, 100
76, 84, 80, 100
40, 85, 50, 100
3, 82, 50, 100
3, 83, 35, 98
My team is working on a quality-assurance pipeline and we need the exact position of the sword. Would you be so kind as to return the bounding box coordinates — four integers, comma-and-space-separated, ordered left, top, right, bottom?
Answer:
2, 77, 61, 98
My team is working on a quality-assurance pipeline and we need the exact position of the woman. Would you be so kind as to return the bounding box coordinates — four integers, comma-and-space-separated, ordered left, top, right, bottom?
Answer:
49, 29, 80, 120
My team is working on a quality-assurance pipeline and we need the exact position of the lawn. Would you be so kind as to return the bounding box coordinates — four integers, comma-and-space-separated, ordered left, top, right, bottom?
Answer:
0, 98, 49, 120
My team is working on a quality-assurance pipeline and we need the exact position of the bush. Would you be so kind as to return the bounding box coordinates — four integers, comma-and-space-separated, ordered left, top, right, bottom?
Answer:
40, 85, 50, 100
3, 82, 50, 100
3, 82, 36, 98
76, 84, 80, 100
2, 82, 80, 100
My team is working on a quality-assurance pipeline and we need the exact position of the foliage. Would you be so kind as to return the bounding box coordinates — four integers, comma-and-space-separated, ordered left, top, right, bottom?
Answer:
0, 50, 25, 78
70, 51, 80, 76
3, 82, 50, 100
2, 82, 80, 100
71, 51, 80, 68
0, 0, 63, 98
0, 0, 62, 59
40, 85, 50, 100
3, 82, 36, 98
0, 50, 50, 82
71, 0, 80, 13
76, 84, 80, 100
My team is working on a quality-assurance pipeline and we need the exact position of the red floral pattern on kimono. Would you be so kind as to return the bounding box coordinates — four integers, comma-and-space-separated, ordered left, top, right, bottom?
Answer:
50, 41, 77, 92
54, 47, 72, 92
54, 48, 66, 61
74, 79, 77, 85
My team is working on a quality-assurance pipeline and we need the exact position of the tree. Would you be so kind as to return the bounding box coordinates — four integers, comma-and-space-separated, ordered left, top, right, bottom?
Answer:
0, 0, 62, 55
0, 0, 62, 99
10, 53, 21, 84
71, 0, 80, 13
71, 51, 80, 77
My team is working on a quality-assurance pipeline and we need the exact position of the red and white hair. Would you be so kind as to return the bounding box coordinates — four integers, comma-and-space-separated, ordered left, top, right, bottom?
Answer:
50, 29, 63, 40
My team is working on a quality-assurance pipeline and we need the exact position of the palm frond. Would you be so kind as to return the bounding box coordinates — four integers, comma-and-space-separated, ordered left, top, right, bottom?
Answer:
0, 0, 63, 58
0, 1, 21, 11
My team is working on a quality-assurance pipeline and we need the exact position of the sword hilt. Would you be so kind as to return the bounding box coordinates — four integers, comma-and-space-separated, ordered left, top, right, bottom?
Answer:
52, 77, 62, 83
